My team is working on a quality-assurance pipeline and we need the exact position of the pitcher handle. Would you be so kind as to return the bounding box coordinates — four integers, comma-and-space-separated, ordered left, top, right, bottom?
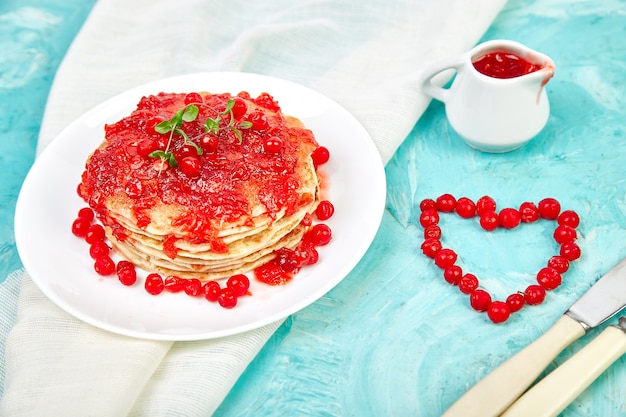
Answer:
419, 54, 466, 103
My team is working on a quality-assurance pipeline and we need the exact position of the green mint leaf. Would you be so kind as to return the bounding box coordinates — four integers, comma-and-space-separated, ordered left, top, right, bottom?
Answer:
148, 150, 177, 167
167, 152, 178, 167
232, 127, 243, 143
174, 128, 190, 142
149, 150, 167, 159
154, 121, 173, 134
222, 98, 235, 114
204, 117, 220, 133
189, 141, 203, 155
171, 109, 184, 127
182, 105, 199, 122
238, 121, 253, 130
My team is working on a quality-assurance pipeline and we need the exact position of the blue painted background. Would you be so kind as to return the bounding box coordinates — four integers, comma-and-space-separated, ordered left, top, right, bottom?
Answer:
2, 0, 625, 416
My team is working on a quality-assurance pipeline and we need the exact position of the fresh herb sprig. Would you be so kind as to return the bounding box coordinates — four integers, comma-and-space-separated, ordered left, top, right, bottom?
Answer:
150, 104, 202, 168
149, 98, 253, 169
204, 98, 252, 143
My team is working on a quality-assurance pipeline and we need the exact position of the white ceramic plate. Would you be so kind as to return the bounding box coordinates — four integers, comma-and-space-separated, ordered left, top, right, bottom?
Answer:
14, 72, 386, 341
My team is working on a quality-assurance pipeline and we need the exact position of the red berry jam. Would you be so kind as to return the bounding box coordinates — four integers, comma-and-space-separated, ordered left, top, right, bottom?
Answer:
472, 51, 543, 79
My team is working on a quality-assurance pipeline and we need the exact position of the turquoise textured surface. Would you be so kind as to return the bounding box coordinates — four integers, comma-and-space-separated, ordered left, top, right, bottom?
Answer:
0, 0, 97, 280
2, 1, 626, 416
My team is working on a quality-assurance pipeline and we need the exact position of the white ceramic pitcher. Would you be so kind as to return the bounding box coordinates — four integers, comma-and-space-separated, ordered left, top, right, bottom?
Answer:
420, 39, 555, 152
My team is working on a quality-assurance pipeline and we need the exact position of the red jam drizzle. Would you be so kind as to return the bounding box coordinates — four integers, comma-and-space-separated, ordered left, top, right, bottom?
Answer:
472, 51, 543, 79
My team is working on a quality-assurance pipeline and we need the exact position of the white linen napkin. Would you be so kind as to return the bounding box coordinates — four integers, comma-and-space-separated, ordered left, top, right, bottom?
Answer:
0, 0, 504, 415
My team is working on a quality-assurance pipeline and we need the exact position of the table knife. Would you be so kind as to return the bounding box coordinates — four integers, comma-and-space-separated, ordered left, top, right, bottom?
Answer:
501, 316, 626, 417
441, 256, 626, 417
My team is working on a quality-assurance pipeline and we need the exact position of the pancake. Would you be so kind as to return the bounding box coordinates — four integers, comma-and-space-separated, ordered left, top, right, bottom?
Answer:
79, 91, 322, 280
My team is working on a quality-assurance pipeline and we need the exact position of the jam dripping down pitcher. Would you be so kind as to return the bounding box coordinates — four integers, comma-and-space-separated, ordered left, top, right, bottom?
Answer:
419, 39, 555, 152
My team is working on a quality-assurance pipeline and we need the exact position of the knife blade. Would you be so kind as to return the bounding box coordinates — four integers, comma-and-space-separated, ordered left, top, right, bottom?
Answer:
441, 256, 626, 417
501, 317, 626, 417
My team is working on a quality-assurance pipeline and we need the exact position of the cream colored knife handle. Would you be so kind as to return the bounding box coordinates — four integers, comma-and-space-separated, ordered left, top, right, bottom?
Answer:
501, 324, 626, 417
442, 315, 586, 417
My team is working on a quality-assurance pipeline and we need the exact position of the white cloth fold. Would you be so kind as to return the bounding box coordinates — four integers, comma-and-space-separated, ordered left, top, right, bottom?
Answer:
1, 0, 505, 415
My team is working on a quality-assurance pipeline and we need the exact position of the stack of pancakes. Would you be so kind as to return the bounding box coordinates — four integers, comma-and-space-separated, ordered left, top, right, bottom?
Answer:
79, 91, 321, 280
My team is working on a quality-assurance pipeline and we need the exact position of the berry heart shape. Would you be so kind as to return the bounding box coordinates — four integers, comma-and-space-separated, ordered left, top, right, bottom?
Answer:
418, 194, 581, 324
